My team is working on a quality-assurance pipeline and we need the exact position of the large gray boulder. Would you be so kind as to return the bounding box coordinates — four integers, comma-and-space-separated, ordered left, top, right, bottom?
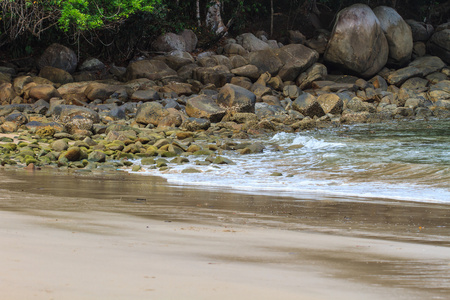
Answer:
427, 27, 450, 64
216, 84, 256, 113
324, 4, 388, 78
276, 44, 319, 81
37, 43, 78, 74
373, 6, 413, 67
124, 60, 177, 81
152, 33, 186, 52
179, 29, 198, 52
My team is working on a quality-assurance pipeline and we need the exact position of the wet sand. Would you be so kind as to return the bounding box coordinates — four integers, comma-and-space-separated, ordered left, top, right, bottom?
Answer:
0, 168, 449, 299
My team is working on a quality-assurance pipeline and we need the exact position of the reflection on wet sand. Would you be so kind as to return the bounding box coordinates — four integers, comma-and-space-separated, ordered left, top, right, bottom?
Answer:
0, 168, 449, 299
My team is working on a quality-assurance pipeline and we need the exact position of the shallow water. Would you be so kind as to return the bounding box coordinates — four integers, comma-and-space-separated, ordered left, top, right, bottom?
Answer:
131, 119, 450, 203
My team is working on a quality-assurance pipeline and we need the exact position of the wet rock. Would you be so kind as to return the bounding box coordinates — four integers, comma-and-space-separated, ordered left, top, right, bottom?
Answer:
88, 150, 106, 162
324, 4, 388, 78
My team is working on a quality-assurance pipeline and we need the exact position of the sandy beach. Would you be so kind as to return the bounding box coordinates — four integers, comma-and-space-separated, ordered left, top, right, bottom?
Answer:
0, 168, 449, 299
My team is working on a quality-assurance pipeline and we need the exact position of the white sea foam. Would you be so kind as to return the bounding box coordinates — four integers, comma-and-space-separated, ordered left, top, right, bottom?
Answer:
127, 120, 450, 204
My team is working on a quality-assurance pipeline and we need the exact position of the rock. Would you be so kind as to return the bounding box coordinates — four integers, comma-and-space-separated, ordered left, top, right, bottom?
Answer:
88, 150, 106, 162
401, 77, 428, 90
130, 89, 160, 102
181, 117, 211, 131
288, 30, 306, 44
37, 43, 78, 74
230, 55, 248, 69
135, 102, 169, 126
0, 83, 17, 105
185, 95, 226, 122
408, 56, 446, 76
255, 103, 286, 119
245, 49, 283, 75
324, 4, 388, 78
213, 156, 235, 165
230, 77, 253, 90
193, 65, 232, 87
282, 85, 302, 99
296, 63, 328, 90
124, 60, 177, 81
405, 19, 434, 42
51, 139, 68, 152
28, 84, 60, 101
0, 121, 18, 132
84, 82, 121, 101
177, 63, 199, 81
216, 84, 256, 113
231, 65, 260, 81
64, 146, 81, 161
38, 66, 74, 85
156, 50, 195, 71
152, 32, 186, 52
412, 42, 427, 58
5, 112, 28, 125
340, 111, 371, 123
179, 29, 198, 52
373, 6, 413, 67
52, 105, 100, 123
428, 80, 450, 102
387, 66, 423, 86
236, 33, 270, 52
292, 93, 325, 118
317, 93, 344, 114
277, 44, 319, 81
162, 82, 193, 96
427, 29, 450, 64
65, 115, 94, 134
346, 97, 376, 113
79, 58, 105, 71
223, 43, 248, 56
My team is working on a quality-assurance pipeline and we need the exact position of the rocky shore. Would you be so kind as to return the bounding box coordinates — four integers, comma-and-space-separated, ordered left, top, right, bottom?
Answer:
1, 4, 449, 172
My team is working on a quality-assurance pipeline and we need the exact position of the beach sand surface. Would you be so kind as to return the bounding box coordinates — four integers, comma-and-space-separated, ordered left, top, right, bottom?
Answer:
0, 169, 449, 300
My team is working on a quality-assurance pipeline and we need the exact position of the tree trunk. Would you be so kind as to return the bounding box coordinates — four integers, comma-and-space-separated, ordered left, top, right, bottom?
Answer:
270, 0, 274, 37
196, 0, 201, 27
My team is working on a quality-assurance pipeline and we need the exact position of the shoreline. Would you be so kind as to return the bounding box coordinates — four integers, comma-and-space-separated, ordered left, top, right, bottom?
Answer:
1, 169, 449, 299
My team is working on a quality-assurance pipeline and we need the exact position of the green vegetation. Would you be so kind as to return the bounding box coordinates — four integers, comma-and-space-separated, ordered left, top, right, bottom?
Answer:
1, 0, 448, 60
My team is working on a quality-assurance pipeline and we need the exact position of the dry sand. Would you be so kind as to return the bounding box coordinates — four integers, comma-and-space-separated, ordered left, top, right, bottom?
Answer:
0, 169, 449, 299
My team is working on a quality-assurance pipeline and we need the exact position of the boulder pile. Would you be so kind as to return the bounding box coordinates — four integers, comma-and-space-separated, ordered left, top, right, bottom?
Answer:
0, 4, 449, 171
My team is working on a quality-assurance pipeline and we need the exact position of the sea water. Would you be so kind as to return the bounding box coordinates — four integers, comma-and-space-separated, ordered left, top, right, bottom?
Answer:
130, 119, 450, 203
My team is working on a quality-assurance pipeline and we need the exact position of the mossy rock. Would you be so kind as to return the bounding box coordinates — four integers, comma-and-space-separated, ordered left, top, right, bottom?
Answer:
155, 159, 168, 167
4, 143, 17, 151
88, 150, 106, 162
123, 161, 133, 167
18, 149, 35, 158
160, 151, 177, 158
58, 156, 69, 167
131, 165, 142, 172
36, 126, 56, 138
270, 172, 283, 176
141, 158, 156, 165
171, 157, 189, 164
193, 150, 213, 156
213, 156, 235, 165
181, 168, 201, 173
17, 142, 28, 148
63, 146, 82, 161
0, 137, 14, 142
117, 152, 135, 159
